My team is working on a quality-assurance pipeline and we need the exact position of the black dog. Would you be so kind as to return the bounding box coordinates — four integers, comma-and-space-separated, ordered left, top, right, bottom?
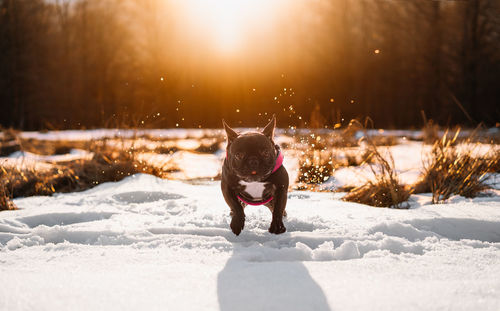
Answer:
221, 116, 289, 235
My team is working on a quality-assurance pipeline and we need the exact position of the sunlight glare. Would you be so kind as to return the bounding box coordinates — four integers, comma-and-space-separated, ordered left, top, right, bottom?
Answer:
182, 0, 280, 54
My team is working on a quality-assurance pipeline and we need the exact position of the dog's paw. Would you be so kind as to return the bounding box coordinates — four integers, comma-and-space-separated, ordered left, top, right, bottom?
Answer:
230, 215, 245, 236
268, 219, 286, 234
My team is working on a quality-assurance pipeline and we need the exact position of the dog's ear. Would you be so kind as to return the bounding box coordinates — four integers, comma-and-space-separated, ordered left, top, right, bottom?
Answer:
222, 119, 238, 143
262, 115, 276, 141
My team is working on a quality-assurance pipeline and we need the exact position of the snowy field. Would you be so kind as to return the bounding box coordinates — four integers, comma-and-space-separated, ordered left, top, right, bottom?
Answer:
1, 129, 500, 310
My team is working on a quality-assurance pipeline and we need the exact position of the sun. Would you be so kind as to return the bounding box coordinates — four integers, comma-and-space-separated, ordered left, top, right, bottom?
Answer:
207, 0, 248, 52
180, 0, 280, 54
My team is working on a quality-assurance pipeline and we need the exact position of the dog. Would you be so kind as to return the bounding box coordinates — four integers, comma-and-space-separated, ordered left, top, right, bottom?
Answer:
221, 115, 289, 235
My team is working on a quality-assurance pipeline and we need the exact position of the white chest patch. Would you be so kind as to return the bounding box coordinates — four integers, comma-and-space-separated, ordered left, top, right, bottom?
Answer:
239, 181, 268, 200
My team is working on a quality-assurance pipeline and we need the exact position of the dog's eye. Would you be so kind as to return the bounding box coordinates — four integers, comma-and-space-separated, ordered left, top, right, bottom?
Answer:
261, 150, 271, 157
235, 152, 244, 160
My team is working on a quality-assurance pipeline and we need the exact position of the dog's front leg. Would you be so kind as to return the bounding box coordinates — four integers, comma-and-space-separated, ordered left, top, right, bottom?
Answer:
269, 183, 287, 234
221, 181, 245, 236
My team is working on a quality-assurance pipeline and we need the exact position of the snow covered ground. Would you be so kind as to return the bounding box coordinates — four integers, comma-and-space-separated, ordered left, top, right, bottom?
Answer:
1, 173, 500, 311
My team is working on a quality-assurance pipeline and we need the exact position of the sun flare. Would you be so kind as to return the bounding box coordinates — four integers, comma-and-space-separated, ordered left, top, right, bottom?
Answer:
180, 0, 281, 54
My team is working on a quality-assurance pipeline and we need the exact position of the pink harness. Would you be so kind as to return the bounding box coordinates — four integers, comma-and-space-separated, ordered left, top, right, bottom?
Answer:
229, 149, 284, 206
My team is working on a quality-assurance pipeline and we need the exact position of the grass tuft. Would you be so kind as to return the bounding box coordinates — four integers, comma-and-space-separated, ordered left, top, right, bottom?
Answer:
343, 124, 410, 208
422, 120, 440, 144
297, 150, 334, 184
413, 128, 498, 203
0, 185, 17, 211
194, 138, 224, 153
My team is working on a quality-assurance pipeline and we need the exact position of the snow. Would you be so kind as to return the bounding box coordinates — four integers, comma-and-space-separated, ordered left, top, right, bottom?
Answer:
1, 173, 500, 311
1, 155, 58, 171
1, 128, 499, 310
138, 150, 223, 180
8, 149, 93, 163
19, 129, 224, 141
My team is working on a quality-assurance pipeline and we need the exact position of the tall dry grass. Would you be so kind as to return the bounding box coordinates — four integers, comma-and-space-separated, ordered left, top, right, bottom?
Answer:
413, 128, 498, 203
342, 139, 410, 208
0, 184, 16, 211
341, 119, 410, 208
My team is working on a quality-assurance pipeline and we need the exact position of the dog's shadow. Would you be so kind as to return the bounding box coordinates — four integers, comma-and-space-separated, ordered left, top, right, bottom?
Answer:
217, 243, 331, 311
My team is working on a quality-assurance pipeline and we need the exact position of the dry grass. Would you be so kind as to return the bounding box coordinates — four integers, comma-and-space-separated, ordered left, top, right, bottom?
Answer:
0, 127, 92, 156
296, 148, 375, 186
343, 136, 410, 208
0, 128, 222, 210
295, 121, 390, 189
368, 135, 399, 146
0, 128, 21, 156
0, 140, 20, 156
422, 120, 440, 144
294, 130, 358, 149
0, 127, 19, 141
0, 186, 16, 211
413, 129, 498, 203
294, 124, 399, 152
138, 131, 222, 142
194, 138, 224, 153
297, 150, 334, 184
491, 150, 500, 173
2, 125, 497, 209
344, 150, 375, 167
0, 128, 221, 209
1, 139, 168, 202
18, 138, 89, 155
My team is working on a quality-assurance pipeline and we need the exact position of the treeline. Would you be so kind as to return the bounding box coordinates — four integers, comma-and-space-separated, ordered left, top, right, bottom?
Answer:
1, 0, 499, 130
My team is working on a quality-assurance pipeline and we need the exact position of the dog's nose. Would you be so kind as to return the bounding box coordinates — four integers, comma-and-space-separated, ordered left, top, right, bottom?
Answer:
248, 157, 259, 169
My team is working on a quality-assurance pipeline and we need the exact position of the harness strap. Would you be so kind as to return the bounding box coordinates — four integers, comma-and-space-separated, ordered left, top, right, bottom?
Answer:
237, 195, 274, 206
272, 150, 284, 173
